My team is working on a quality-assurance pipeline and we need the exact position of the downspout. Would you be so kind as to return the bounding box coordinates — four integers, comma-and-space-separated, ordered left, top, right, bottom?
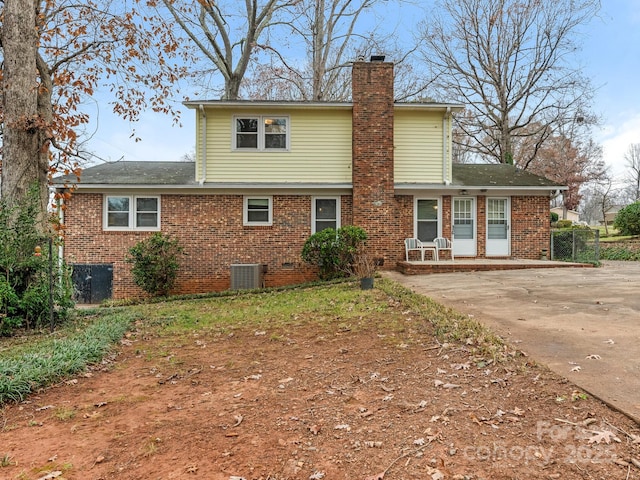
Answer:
442, 107, 451, 185
56, 193, 64, 275
198, 104, 207, 185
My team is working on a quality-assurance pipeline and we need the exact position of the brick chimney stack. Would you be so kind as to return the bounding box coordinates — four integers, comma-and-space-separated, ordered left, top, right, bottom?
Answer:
351, 57, 397, 262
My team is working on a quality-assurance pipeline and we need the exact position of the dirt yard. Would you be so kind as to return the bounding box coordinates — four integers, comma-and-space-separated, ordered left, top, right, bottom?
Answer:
2, 288, 640, 480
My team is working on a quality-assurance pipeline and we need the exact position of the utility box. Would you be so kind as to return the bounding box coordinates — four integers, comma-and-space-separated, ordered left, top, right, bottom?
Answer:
230, 264, 266, 290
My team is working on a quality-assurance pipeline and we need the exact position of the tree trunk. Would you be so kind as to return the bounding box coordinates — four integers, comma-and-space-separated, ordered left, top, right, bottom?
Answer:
1, 0, 48, 225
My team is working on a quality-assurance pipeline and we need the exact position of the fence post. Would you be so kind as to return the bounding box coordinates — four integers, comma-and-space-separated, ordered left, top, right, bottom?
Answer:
594, 229, 600, 262
550, 231, 554, 260
572, 230, 576, 261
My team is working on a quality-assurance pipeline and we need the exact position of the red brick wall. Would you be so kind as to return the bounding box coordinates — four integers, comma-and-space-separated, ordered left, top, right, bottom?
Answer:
351, 60, 405, 265
511, 195, 551, 259
476, 196, 487, 257
63, 193, 328, 299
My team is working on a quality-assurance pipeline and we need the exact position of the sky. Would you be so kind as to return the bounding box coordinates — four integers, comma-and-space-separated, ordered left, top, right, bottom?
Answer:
87, 1, 640, 183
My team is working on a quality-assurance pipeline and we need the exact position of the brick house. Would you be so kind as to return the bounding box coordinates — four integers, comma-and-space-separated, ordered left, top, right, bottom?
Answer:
53, 58, 564, 302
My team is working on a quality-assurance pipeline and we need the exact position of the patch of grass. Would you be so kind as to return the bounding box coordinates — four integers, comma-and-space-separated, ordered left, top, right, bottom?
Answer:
0, 311, 137, 405
142, 438, 161, 457
54, 406, 76, 421
376, 278, 505, 359
0, 278, 508, 405
1, 453, 14, 467
130, 281, 389, 336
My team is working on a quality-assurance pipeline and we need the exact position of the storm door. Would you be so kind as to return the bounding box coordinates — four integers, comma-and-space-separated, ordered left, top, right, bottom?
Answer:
486, 197, 510, 256
452, 197, 476, 256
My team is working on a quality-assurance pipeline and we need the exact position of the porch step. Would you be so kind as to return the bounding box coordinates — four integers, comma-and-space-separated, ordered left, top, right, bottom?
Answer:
396, 259, 593, 275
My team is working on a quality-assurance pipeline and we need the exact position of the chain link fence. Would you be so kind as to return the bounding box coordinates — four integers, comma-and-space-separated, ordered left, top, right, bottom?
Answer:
551, 228, 600, 264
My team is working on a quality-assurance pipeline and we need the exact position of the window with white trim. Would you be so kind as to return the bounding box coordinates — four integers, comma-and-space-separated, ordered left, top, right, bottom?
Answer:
416, 198, 439, 242
312, 197, 340, 233
234, 116, 288, 150
244, 196, 273, 226
104, 195, 160, 230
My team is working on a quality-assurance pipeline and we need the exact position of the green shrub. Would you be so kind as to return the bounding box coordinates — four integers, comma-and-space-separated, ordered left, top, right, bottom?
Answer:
0, 187, 73, 335
126, 233, 184, 296
555, 219, 573, 229
613, 202, 640, 236
550, 211, 559, 223
301, 226, 368, 280
599, 246, 640, 261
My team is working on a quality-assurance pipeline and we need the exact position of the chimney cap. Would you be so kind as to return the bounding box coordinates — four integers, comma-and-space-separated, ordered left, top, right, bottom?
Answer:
370, 55, 386, 62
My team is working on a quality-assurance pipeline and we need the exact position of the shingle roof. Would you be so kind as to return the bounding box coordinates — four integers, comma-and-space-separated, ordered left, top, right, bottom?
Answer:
452, 164, 562, 188
52, 161, 197, 186
52, 161, 563, 190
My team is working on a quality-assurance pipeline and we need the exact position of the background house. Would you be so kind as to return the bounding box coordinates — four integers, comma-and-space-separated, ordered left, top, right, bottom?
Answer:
53, 58, 564, 302
551, 206, 580, 223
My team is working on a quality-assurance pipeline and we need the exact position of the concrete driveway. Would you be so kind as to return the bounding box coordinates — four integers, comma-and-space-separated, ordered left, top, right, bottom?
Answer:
383, 261, 640, 424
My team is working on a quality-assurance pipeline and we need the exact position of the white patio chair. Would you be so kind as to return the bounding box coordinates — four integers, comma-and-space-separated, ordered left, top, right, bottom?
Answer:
433, 237, 454, 261
404, 238, 437, 262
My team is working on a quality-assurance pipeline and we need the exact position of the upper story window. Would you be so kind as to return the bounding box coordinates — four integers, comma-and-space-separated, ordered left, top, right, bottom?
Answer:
312, 197, 340, 233
234, 116, 289, 151
105, 195, 160, 231
243, 196, 273, 226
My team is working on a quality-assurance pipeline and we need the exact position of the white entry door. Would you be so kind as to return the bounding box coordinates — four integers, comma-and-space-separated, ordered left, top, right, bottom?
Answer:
486, 198, 510, 256
453, 197, 476, 256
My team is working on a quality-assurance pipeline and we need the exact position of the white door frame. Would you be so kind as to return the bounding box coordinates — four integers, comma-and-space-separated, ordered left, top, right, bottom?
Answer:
486, 197, 511, 256
452, 197, 477, 256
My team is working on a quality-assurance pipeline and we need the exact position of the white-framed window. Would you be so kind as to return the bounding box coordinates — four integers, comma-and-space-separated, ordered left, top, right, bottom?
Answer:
104, 195, 160, 231
233, 116, 289, 150
415, 198, 440, 242
312, 197, 341, 233
243, 196, 273, 226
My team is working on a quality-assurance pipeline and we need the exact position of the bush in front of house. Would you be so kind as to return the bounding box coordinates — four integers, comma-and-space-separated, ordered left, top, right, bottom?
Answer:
127, 233, 185, 296
0, 187, 74, 335
613, 202, 640, 236
301, 225, 368, 280
550, 211, 559, 223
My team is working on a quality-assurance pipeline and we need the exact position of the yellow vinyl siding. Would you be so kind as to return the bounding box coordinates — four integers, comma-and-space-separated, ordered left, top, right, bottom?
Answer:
394, 110, 446, 183
202, 107, 352, 183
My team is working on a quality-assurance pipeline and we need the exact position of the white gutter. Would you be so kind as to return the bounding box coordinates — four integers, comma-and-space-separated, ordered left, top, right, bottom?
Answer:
198, 104, 207, 185
443, 107, 451, 185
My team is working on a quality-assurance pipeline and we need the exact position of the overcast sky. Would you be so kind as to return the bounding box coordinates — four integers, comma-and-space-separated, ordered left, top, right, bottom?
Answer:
86, 1, 639, 182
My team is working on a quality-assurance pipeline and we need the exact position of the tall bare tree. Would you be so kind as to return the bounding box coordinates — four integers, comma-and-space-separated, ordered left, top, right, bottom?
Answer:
419, 0, 600, 167
157, 0, 297, 100
623, 143, 640, 203
0, 0, 186, 223
580, 169, 617, 233
243, 0, 426, 101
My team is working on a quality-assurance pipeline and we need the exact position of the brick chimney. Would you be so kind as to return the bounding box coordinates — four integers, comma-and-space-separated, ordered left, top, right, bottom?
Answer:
351, 57, 398, 262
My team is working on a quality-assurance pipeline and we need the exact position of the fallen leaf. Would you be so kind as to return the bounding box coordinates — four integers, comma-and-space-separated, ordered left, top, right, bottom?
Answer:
232, 415, 243, 427
604, 339, 615, 344
450, 362, 470, 370
587, 430, 620, 444
585, 354, 601, 360
570, 366, 581, 372
309, 472, 325, 479
36, 405, 55, 411
442, 383, 461, 389
36, 473, 62, 480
